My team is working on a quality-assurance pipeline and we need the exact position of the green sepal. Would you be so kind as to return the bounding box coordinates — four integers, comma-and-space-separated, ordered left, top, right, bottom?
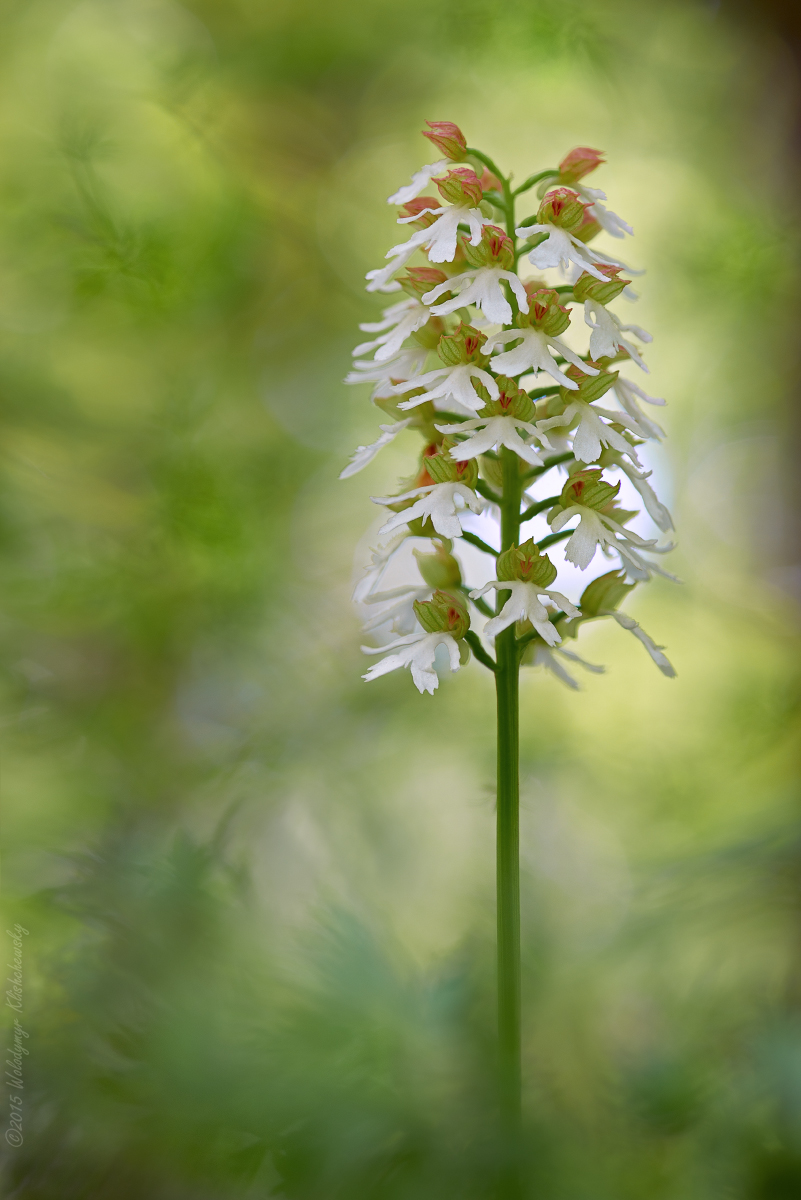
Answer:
578, 569, 635, 617
414, 589, 470, 638
413, 541, 462, 589
497, 538, 557, 586
559, 369, 618, 404
559, 469, 620, 512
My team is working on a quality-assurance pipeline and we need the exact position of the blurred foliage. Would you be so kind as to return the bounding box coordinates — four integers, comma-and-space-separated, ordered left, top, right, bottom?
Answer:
0, 0, 800, 1197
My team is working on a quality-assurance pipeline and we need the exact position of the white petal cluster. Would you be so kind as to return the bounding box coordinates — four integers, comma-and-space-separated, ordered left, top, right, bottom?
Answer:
436, 416, 546, 467
373, 481, 483, 540
424, 268, 528, 326
485, 326, 597, 390
470, 581, 580, 645
362, 630, 461, 694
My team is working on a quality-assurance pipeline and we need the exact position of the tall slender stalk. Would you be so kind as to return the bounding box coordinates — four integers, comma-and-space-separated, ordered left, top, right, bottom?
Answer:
346, 119, 675, 1197
495, 446, 522, 1194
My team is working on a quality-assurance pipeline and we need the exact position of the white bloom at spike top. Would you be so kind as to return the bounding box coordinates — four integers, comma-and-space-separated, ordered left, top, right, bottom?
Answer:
340, 124, 677, 696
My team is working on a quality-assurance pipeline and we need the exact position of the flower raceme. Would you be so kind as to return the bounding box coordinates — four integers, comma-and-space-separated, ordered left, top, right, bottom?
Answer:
342, 121, 676, 692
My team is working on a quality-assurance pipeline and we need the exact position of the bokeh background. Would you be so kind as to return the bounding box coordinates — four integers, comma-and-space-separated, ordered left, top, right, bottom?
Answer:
1, 0, 800, 1196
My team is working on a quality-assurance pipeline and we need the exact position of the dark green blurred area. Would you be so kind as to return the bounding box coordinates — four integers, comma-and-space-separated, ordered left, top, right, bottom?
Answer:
0, 0, 800, 1196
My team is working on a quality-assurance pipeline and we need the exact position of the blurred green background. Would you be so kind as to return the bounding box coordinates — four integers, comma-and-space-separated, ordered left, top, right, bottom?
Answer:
1, 0, 800, 1196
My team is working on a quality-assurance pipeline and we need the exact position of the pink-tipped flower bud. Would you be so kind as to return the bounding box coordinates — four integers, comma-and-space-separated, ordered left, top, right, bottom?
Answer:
559, 359, 618, 403
537, 188, 586, 232
560, 469, 620, 512
401, 266, 449, 297
571, 208, 601, 244
461, 224, 514, 270
437, 322, 487, 366
523, 286, 571, 337
434, 166, 483, 208
478, 167, 503, 194
558, 146, 605, 184
422, 120, 467, 162
572, 265, 631, 306
414, 590, 470, 638
400, 196, 441, 228
578, 569, 635, 617
497, 539, 558, 587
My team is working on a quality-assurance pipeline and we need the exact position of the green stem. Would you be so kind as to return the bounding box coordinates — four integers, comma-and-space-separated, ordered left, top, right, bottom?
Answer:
461, 530, 498, 558
465, 147, 507, 184
524, 451, 574, 481
464, 629, 497, 672
537, 527, 573, 551
513, 167, 559, 196
519, 495, 560, 524
476, 480, 502, 505
495, 446, 522, 1193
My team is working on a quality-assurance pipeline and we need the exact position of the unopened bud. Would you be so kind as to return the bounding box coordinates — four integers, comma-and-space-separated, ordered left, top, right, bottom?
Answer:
481, 376, 535, 422
497, 539, 557, 586
437, 322, 487, 366
414, 541, 462, 589
523, 286, 570, 337
560, 469, 620, 512
572, 265, 630, 306
461, 224, 514, 270
478, 167, 503, 194
414, 590, 470, 638
571, 209, 601, 244
400, 266, 449, 298
560, 360, 618, 403
435, 167, 483, 207
537, 188, 586, 232
422, 120, 467, 162
558, 146, 605, 184
578, 569, 634, 617
400, 196, 441, 228
425, 439, 479, 488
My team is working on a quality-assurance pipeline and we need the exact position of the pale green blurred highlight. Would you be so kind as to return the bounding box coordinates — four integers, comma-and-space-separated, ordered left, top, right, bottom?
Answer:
0, 1, 799, 1197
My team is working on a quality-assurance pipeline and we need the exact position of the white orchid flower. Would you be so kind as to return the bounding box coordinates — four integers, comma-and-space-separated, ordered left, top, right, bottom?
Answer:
470, 580, 581, 645
603, 453, 673, 532
583, 300, 651, 370
365, 240, 423, 293
344, 347, 427, 401
422, 266, 529, 325
550, 505, 657, 571
387, 160, 449, 206
613, 377, 666, 441
514, 222, 610, 281
373, 481, 483, 540
610, 541, 682, 584
604, 610, 676, 677
485, 326, 598, 389
352, 532, 409, 604
532, 643, 605, 689
574, 184, 634, 240
362, 629, 461, 694
353, 298, 431, 363
360, 584, 431, 634
538, 400, 647, 465
435, 416, 545, 466
391, 363, 500, 415
390, 202, 490, 265
339, 420, 413, 480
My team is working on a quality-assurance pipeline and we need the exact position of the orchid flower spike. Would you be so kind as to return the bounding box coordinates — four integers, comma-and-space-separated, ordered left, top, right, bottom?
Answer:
342, 123, 676, 696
